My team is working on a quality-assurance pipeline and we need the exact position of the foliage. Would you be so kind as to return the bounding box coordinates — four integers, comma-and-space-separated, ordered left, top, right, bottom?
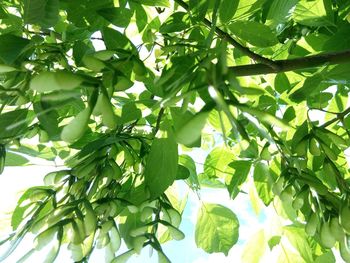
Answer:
1, 0, 350, 262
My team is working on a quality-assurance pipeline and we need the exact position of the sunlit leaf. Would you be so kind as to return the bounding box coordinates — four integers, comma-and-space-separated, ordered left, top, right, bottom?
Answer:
195, 203, 239, 255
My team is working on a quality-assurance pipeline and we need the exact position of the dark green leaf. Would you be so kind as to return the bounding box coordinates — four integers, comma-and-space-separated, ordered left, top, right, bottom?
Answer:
289, 74, 323, 103
219, 0, 238, 24
159, 12, 189, 34
132, 4, 148, 32
23, 0, 59, 28
274, 73, 291, 94
176, 165, 190, 180
144, 137, 178, 199
33, 101, 61, 138
0, 35, 30, 64
97, 7, 133, 28
189, 0, 209, 21
102, 27, 136, 52
115, 103, 141, 124
0, 109, 30, 139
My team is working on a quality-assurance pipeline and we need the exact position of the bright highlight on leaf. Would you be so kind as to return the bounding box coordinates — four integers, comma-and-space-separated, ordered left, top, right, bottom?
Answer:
61, 107, 92, 143
195, 203, 239, 255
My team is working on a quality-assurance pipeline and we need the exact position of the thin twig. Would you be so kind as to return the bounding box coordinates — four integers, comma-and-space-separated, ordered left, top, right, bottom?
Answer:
153, 108, 165, 136
321, 106, 350, 128
173, 0, 280, 69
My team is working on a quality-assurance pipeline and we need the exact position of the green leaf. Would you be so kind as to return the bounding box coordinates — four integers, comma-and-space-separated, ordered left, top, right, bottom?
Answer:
0, 34, 30, 64
234, 0, 266, 19
34, 104, 60, 140
284, 226, 314, 263
268, 236, 281, 250
97, 7, 133, 28
42, 232, 61, 263
228, 21, 278, 47
226, 160, 251, 199
61, 107, 92, 144
0, 65, 17, 73
267, 0, 298, 25
293, 0, 334, 27
314, 251, 336, 263
131, 3, 148, 32
204, 147, 234, 179
274, 73, 291, 94
189, 0, 209, 21
23, 0, 59, 28
174, 111, 208, 146
283, 106, 296, 123
219, 0, 238, 23
253, 162, 273, 206
34, 226, 59, 250
5, 152, 29, 166
198, 173, 226, 189
102, 27, 136, 52
176, 165, 190, 180
289, 74, 323, 103
144, 137, 178, 199
195, 203, 239, 255
11, 202, 35, 230
133, 0, 170, 7
112, 249, 135, 263
30, 71, 83, 93
179, 154, 199, 188
159, 12, 189, 34
0, 109, 30, 139
238, 105, 290, 130
158, 251, 171, 263
115, 103, 141, 124
241, 230, 266, 263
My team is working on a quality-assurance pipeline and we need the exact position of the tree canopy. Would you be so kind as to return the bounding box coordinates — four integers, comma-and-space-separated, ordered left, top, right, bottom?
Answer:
1, 0, 350, 262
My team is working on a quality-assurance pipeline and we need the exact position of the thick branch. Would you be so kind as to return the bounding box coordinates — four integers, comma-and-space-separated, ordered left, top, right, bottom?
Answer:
173, 0, 279, 70
230, 50, 350, 76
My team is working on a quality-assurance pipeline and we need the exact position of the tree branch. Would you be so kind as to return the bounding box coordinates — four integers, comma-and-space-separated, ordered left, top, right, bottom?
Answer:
321, 106, 350, 128
230, 50, 350, 76
173, 0, 279, 70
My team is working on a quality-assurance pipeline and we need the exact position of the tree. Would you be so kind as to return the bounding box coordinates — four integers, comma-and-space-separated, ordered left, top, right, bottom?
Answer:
1, 0, 350, 262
